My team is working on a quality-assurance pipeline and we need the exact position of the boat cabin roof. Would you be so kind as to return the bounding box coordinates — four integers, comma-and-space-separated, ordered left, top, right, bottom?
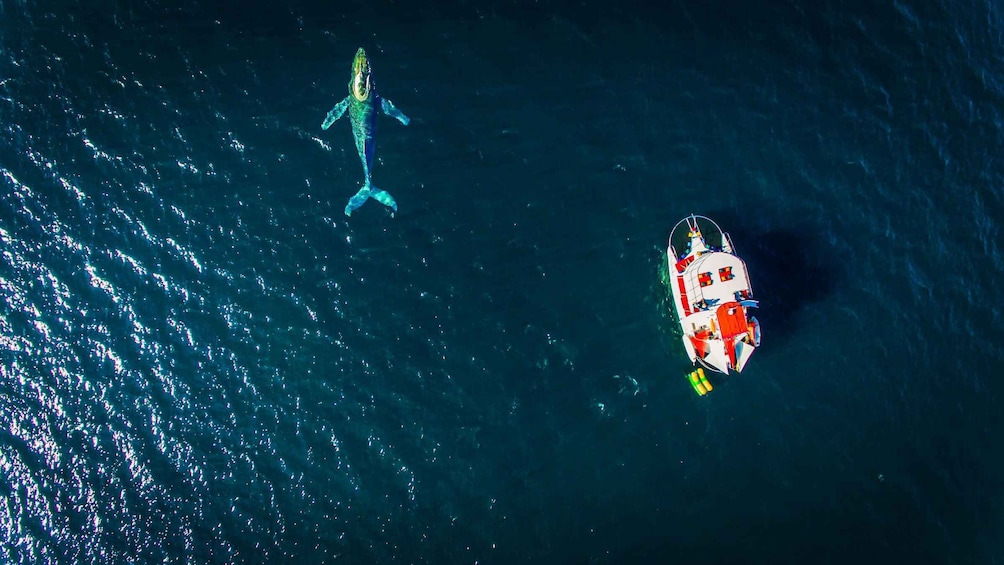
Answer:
682, 251, 752, 306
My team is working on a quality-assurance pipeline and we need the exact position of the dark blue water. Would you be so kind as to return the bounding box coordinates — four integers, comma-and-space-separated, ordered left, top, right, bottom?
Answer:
2, 1, 1002, 563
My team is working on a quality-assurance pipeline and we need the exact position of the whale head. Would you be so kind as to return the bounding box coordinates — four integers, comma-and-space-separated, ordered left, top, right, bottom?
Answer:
350, 48, 372, 102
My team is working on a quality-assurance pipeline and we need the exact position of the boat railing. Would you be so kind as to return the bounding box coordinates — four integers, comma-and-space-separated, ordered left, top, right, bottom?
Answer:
669, 214, 726, 235
722, 231, 736, 254
669, 214, 728, 257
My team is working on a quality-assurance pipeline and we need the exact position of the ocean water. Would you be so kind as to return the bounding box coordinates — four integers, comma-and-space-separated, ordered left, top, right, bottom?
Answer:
1, 0, 1002, 563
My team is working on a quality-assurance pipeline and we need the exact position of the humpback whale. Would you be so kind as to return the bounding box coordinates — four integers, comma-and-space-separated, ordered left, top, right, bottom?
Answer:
321, 48, 411, 216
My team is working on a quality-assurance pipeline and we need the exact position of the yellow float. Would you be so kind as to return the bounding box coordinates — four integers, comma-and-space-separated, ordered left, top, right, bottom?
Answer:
688, 368, 713, 395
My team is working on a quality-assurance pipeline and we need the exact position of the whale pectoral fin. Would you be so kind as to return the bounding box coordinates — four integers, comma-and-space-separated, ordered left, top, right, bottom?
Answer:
344, 185, 372, 217
381, 98, 410, 126
322, 96, 351, 130
369, 187, 398, 214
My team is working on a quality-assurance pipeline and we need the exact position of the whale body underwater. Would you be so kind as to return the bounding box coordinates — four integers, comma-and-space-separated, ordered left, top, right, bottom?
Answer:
321, 47, 411, 217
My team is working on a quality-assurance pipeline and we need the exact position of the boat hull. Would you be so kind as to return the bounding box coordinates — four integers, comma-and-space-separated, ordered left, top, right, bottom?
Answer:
667, 215, 760, 375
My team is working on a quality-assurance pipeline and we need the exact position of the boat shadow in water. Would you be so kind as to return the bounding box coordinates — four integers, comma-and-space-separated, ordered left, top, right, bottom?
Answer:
707, 210, 838, 342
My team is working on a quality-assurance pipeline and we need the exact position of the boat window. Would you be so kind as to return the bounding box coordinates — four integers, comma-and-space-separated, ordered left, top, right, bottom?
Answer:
698, 272, 713, 287
719, 266, 734, 282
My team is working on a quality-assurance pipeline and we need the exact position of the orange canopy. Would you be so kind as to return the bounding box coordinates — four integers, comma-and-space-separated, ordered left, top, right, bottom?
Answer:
715, 302, 748, 339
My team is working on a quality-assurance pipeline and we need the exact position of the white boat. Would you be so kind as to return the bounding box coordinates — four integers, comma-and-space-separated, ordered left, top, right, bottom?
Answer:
667, 215, 761, 375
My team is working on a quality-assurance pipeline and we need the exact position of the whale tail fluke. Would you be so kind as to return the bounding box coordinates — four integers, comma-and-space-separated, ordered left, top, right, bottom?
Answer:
344, 183, 397, 217
370, 187, 397, 212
